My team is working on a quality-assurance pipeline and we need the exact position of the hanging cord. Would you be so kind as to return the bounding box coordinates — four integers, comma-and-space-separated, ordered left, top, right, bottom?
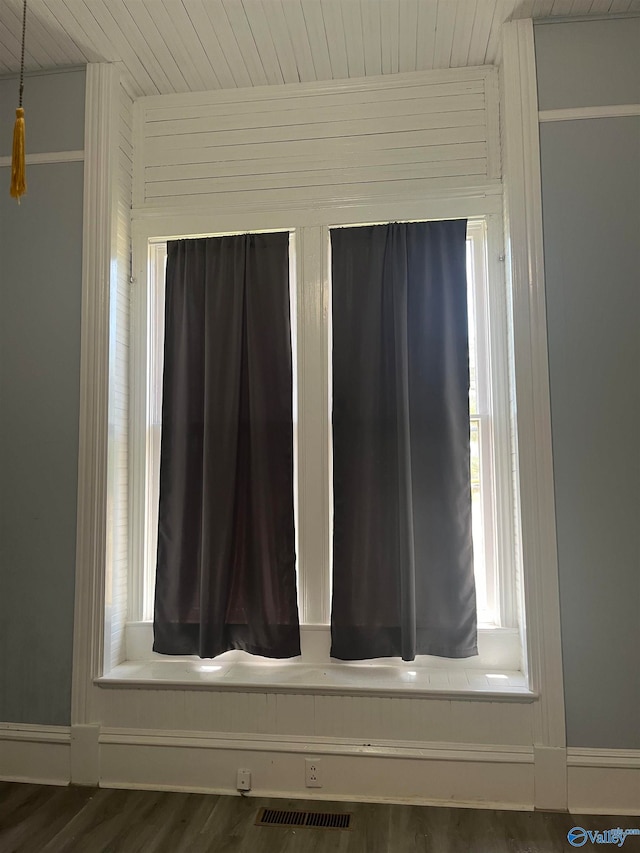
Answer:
10, 0, 28, 201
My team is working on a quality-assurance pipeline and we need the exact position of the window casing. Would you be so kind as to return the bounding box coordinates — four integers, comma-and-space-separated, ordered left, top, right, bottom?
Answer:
133, 216, 516, 646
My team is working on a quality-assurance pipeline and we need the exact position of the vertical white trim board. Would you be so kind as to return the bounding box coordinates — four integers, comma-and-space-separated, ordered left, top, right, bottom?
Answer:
71, 62, 120, 730
500, 19, 567, 810
70, 724, 101, 787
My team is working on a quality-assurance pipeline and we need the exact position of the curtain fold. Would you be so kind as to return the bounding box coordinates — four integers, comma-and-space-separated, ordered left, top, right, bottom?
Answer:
330, 220, 477, 661
153, 233, 300, 659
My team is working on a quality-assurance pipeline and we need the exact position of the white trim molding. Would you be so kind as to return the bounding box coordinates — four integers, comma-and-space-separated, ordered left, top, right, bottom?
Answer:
2, 722, 638, 815
71, 63, 120, 730
98, 727, 535, 810
539, 105, 640, 123
0, 724, 71, 786
501, 19, 567, 810
295, 225, 331, 625
0, 150, 84, 167
567, 749, 640, 816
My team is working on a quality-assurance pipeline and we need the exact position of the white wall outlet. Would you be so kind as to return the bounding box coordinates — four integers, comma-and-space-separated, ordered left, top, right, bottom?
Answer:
236, 768, 252, 791
305, 758, 322, 788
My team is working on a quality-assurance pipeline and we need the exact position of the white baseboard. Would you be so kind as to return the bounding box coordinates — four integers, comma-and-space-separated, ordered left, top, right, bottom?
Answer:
567, 749, 640, 815
99, 728, 535, 810
0, 723, 71, 785
2, 723, 638, 816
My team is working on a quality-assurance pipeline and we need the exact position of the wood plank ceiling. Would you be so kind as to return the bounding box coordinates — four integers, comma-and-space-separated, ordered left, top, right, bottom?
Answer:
1, 0, 639, 97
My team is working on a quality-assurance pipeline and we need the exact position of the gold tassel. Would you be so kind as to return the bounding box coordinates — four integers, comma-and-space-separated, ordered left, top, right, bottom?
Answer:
10, 107, 26, 202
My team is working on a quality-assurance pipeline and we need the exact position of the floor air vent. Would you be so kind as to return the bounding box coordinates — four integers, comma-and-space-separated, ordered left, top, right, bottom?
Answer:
255, 807, 352, 830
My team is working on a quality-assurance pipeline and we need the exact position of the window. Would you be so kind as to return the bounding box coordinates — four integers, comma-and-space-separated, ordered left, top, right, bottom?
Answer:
130, 216, 517, 664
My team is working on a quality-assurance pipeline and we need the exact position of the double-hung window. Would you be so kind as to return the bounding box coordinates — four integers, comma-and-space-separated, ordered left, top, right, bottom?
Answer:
131, 215, 517, 668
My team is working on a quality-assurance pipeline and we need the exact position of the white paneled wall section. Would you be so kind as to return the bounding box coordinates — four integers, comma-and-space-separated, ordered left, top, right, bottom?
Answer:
132, 67, 500, 213
63, 58, 576, 810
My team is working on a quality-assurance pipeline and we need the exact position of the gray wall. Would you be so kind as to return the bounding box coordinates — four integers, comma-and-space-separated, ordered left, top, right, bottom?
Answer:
536, 20, 640, 749
536, 18, 640, 110
0, 68, 85, 726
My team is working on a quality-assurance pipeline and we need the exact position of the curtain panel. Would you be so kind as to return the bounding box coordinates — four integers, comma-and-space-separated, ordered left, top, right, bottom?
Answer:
330, 220, 477, 661
153, 233, 300, 659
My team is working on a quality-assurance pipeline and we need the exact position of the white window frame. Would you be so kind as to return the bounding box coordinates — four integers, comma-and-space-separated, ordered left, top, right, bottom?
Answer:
128, 210, 518, 666
72, 37, 565, 801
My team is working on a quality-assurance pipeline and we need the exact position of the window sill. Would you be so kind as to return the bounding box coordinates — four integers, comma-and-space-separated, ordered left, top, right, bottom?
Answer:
101, 622, 533, 701
97, 659, 535, 702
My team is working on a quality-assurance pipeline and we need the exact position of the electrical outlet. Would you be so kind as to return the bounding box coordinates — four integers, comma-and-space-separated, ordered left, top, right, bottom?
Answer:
236, 768, 251, 791
305, 758, 322, 788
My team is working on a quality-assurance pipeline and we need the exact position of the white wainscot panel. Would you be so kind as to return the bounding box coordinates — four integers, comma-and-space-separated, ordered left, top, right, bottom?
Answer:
98, 688, 533, 746
134, 67, 500, 212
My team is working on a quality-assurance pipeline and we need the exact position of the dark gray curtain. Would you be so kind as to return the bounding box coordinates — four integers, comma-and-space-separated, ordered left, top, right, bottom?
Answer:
153, 233, 300, 659
330, 220, 476, 661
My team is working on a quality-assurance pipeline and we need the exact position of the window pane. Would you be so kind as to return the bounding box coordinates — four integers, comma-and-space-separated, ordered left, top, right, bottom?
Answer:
470, 417, 487, 614
466, 238, 478, 416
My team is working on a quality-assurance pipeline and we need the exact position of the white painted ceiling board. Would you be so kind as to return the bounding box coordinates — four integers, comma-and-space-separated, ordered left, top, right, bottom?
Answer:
467, 0, 497, 63
145, 0, 207, 92
551, 0, 576, 14
243, 0, 286, 85
451, 0, 480, 67
398, 0, 419, 74
170, 1, 227, 89
360, 0, 383, 75
433, 0, 459, 68
277, 1, 317, 83
5, 0, 60, 67
2, 3, 44, 68
298, 0, 333, 80
415, 1, 438, 70
133, 0, 200, 92
571, 0, 597, 12
587, 0, 614, 10
321, 0, 350, 79
205, 1, 252, 88
485, 0, 516, 63
88, 0, 159, 95
0, 0, 637, 96
529, 0, 555, 15
37, 0, 110, 65
341, 0, 366, 78
263, 0, 303, 83
109, 0, 176, 94
380, 0, 401, 75
218, 0, 268, 86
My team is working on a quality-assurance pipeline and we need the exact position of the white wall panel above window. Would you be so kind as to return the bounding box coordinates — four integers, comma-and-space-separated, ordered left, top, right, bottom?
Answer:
133, 67, 501, 212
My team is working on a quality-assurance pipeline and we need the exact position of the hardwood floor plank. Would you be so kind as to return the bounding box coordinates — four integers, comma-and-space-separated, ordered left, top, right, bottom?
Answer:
1, 782, 637, 853
0, 784, 66, 851
0, 782, 48, 824
12, 786, 96, 853
39, 788, 163, 853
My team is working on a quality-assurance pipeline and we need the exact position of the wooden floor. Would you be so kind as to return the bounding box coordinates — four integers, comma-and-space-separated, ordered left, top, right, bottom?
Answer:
1, 782, 637, 852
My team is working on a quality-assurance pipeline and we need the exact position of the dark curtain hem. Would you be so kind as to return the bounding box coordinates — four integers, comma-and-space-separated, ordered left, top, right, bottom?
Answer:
330, 627, 478, 661
153, 623, 301, 660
